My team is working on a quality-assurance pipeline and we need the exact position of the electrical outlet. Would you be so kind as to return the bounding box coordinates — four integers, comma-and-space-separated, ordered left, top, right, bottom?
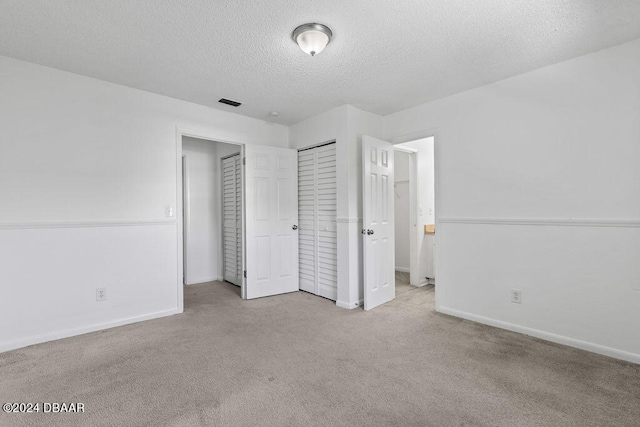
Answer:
511, 289, 522, 304
96, 288, 107, 302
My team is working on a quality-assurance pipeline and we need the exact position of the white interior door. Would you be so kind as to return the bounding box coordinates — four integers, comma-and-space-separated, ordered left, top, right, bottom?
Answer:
222, 154, 241, 286
244, 144, 299, 299
298, 149, 316, 295
362, 135, 395, 310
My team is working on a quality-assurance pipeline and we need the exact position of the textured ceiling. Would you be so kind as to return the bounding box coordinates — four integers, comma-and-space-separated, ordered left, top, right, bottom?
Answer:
2, 1, 640, 125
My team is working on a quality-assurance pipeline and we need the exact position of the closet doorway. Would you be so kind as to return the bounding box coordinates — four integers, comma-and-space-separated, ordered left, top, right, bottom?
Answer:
181, 136, 242, 289
298, 142, 338, 301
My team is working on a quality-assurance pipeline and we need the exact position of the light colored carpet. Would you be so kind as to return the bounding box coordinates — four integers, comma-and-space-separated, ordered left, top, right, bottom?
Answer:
1, 281, 639, 426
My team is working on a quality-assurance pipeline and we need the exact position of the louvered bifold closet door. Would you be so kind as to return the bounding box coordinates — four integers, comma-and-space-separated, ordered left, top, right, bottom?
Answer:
223, 154, 242, 286
297, 143, 337, 301
234, 155, 242, 283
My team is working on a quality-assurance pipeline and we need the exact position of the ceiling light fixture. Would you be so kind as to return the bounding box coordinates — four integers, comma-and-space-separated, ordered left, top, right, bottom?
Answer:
292, 23, 332, 56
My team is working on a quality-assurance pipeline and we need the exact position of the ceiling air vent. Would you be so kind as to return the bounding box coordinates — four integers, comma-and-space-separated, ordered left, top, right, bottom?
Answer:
218, 98, 242, 107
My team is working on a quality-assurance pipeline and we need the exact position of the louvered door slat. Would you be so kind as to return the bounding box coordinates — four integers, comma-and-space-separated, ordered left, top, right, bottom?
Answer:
223, 153, 242, 287
297, 143, 337, 301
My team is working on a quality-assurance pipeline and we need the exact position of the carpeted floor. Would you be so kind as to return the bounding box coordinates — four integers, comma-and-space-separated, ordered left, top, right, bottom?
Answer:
1, 280, 639, 426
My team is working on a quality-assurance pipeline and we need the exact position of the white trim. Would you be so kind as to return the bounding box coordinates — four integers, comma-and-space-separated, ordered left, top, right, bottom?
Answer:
336, 299, 362, 309
178, 127, 244, 146
176, 128, 184, 313
438, 217, 640, 228
437, 306, 640, 365
296, 139, 337, 152
409, 150, 418, 286
182, 155, 191, 286
395, 267, 410, 273
336, 217, 362, 224
0, 308, 180, 353
394, 146, 418, 153
185, 276, 219, 285
391, 128, 439, 145
0, 220, 176, 230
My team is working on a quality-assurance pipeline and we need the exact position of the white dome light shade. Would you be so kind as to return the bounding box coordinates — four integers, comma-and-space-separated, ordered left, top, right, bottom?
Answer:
296, 30, 329, 56
292, 23, 332, 56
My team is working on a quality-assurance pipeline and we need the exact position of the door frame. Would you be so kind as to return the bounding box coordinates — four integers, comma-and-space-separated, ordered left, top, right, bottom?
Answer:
182, 154, 190, 285
175, 127, 245, 313
391, 129, 440, 309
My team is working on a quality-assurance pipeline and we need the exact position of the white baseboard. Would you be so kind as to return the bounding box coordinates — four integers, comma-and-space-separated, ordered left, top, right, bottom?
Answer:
185, 276, 219, 285
412, 280, 430, 287
336, 299, 363, 309
0, 308, 180, 353
395, 267, 410, 273
437, 306, 640, 365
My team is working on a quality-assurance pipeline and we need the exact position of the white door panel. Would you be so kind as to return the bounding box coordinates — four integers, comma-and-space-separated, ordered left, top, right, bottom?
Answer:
245, 145, 299, 299
362, 136, 395, 310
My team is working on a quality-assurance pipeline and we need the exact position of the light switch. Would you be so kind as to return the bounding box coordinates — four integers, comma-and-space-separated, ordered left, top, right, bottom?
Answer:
165, 205, 174, 217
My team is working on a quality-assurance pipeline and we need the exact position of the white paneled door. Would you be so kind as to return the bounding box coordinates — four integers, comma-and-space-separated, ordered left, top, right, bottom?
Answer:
362, 135, 395, 310
298, 143, 337, 301
222, 154, 242, 286
244, 145, 299, 299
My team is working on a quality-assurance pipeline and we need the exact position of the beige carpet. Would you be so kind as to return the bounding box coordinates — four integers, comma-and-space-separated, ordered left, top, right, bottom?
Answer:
1, 281, 639, 426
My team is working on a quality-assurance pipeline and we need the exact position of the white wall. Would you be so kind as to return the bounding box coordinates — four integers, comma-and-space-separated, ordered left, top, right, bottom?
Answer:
394, 151, 410, 272
0, 55, 287, 352
384, 38, 640, 363
182, 137, 218, 284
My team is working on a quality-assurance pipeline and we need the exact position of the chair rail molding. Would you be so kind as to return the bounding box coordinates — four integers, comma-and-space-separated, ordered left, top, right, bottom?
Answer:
0, 220, 177, 230
438, 217, 640, 228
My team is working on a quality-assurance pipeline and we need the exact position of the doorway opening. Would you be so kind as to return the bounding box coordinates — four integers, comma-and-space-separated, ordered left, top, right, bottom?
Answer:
176, 130, 302, 312
181, 135, 243, 302
393, 137, 435, 304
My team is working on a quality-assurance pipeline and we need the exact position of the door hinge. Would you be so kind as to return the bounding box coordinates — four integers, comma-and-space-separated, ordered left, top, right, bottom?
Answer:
244, 270, 247, 278
242, 157, 246, 165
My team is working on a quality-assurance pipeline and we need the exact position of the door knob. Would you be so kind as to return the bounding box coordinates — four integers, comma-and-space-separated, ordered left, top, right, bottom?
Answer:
367, 229, 374, 235
292, 225, 298, 230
